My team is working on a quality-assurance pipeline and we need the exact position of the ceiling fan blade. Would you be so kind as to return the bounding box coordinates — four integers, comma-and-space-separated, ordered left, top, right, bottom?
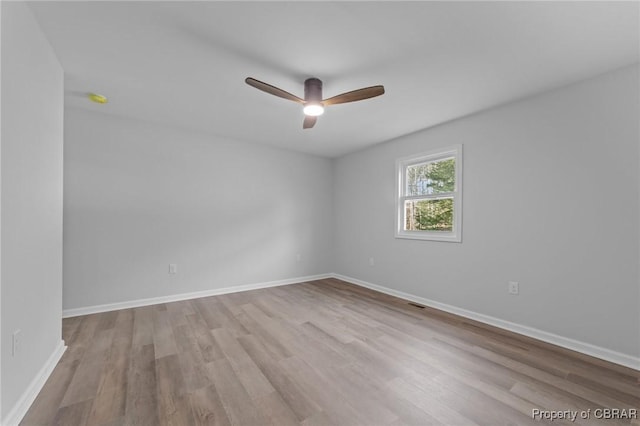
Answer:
322, 85, 385, 106
303, 115, 317, 129
245, 77, 304, 104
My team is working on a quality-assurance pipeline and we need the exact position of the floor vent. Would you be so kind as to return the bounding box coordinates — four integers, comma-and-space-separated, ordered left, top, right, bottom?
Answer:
408, 302, 426, 309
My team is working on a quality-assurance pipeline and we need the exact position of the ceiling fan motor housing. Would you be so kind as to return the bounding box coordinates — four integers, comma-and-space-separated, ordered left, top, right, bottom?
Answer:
304, 78, 323, 103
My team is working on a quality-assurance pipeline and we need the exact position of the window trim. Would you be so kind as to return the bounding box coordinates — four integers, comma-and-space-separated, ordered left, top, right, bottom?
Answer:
395, 144, 463, 242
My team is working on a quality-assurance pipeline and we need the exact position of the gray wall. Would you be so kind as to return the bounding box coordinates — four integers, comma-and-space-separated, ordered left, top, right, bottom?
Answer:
63, 108, 334, 310
333, 65, 639, 358
1, 1, 64, 420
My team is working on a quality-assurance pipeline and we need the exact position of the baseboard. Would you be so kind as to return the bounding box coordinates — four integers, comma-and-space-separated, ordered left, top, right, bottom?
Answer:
59, 271, 639, 371
62, 273, 332, 318
331, 273, 640, 371
2, 340, 66, 426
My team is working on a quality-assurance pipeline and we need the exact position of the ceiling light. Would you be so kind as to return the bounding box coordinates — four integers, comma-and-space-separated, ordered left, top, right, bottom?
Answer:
88, 93, 108, 104
303, 102, 324, 116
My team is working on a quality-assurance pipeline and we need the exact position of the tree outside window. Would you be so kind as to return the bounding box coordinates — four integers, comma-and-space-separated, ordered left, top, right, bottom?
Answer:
396, 146, 462, 242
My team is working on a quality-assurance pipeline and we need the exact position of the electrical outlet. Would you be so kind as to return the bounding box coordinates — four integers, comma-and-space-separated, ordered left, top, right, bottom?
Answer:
169, 264, 177, 274
508, 281, 519, 295
369, 257, 375, 267
12, 329, 21, 356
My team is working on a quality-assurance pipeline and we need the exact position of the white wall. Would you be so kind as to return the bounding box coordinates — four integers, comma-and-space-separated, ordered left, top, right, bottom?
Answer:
1, 2, 64, 422
334, 65, 639, 359
0, 2, 3, 417
63, 108, 333, 310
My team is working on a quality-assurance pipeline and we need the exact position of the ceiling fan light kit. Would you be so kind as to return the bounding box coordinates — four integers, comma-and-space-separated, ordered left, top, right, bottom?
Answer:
303, 103, 324, 117
245, 76, 384, 129
302, 78, 324, 116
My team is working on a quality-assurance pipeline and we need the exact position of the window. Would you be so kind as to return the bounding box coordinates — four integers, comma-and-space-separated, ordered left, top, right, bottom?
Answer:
396, 145, 462, 242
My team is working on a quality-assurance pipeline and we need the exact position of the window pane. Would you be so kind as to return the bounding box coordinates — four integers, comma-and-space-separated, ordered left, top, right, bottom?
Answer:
406, 158, 455, 196
404, 198, 453, 232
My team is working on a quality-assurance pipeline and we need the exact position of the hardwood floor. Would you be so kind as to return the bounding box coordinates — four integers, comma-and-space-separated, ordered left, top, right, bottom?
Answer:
22, 279, 639, 425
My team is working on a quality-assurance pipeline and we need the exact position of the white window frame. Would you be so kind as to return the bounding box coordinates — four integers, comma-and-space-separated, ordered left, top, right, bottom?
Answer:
395, 144, 463, 242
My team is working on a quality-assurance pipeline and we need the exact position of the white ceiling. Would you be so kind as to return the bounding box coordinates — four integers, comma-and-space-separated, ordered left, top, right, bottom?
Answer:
29, 1, 639, 158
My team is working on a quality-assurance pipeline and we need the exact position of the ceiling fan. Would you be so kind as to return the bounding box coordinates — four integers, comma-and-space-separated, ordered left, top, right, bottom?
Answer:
245, 77, 385, 129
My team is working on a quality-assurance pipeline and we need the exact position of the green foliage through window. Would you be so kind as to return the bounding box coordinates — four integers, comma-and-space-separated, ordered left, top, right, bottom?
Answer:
404, 157, 455, 232
397, 146, 462, 241
406, 158, 455, 196
405, 198, 453, 231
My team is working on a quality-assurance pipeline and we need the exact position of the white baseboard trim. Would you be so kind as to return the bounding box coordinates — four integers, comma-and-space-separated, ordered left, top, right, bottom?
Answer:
332, 273, 640, 371
58, 271, 639, 371
2, 340, 66, 426
62, 273, 332, 318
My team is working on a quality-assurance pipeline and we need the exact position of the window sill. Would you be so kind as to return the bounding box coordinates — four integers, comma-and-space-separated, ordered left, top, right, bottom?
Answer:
395, 231, 462, 242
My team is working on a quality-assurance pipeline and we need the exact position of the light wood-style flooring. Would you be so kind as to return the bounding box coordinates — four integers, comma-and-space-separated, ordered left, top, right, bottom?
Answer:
22, 279, 639, 425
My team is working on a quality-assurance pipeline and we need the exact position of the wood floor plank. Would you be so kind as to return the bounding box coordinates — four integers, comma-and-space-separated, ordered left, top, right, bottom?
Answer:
22, 278, 639, 426
254, 391, 300, 426
417, 370, 538, 426
152, 309, 178, 360
62, 314, 101, 362
211, 327, 275, 400
208, 295, 251, 337
20, 359, 80, 425
86, 309, 134, 424
192, 298, 224, 330
185, 313, 226, 362
237, 334, 322, 422
234, 306, 293, 361
300, 410, 337, 426
469, 344, 639, 408
173, 321, 212, 392
155, 354, 194, 426
51, 399, 93, 426
95, 310, 119, 332
318, 362, 399, 424
205, 358, 270, 425
388, 376, 480, 426
131, 306, 155, 348
59, 329, 114, 408
375, 332, 552, 419
189, 385, 231, 426
124, 343, 159, 426
278, 355, 372, 425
